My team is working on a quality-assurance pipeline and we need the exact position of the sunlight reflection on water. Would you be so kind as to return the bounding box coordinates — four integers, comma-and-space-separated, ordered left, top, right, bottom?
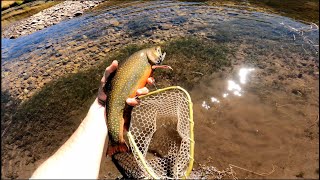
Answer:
201, 67, 255, 110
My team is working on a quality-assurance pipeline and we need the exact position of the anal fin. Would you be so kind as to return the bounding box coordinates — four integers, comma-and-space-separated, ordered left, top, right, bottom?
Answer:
107, 142, 130, 156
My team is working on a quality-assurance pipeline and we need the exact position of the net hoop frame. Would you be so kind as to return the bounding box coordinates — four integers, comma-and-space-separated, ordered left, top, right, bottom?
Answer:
127, 86, 194, 179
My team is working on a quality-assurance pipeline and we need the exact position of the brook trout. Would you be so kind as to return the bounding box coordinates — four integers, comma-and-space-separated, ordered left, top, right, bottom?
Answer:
105, 46, 168, 155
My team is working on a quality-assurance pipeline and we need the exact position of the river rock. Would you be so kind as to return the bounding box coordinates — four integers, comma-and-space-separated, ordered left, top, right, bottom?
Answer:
36, 25, 45, 30
88, 46, 99, 53
74, 45, 86, 51
74, 11, 83, 17
45, 43, 52, 49
103, 47, 111, 53
110, 19, 120, 26
160, 24, 172, 30
152, 39, 161, 43
98, 52, 106, 57
55, 53, 62, 57
23, 89, 29, 94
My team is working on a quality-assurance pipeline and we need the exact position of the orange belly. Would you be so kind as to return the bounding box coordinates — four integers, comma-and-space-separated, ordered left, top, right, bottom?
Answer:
129, 67, 152, 98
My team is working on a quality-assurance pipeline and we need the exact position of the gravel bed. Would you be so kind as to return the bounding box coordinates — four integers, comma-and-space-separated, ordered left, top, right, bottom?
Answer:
2, 1, 104, 39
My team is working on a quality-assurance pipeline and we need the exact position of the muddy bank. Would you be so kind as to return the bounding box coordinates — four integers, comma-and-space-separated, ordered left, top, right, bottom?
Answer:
2, 1, 103, 39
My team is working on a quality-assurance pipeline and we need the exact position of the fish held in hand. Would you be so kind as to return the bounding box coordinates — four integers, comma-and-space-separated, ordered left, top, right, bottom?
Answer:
105, 46, 170, 156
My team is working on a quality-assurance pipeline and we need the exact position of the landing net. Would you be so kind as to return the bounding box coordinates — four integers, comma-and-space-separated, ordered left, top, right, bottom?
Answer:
113, 86, 194, 179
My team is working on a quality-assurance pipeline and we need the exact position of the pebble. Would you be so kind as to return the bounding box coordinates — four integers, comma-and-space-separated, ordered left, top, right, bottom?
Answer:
110, 19, 120, 26
43, 72, 49, 76
23, 89, 29, 94
74, 45, 86, 51
103, 48, 111, 53
89, 46, 99, 53
36, 25, 45, 30
160, 24, 172, 30
74, 11, 83, 17
55, 53, 62, 57
152, 39, 161, 43
68, 41, 77, 46
199, 32, 206, 36
98, 52, 106, 57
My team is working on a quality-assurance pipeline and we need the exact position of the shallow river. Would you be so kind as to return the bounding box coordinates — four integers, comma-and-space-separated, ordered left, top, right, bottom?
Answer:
1, 1, 319, 179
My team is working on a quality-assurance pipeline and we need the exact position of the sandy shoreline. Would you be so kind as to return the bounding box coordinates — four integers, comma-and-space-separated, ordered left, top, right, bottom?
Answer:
2, 1, 103, 39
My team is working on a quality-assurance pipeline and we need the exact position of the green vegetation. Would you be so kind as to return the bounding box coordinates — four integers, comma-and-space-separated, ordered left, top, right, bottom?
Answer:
3, 38, 231, 155
15, 1, 24, 6
247, 0, 319, 24
182, 0, 319, 24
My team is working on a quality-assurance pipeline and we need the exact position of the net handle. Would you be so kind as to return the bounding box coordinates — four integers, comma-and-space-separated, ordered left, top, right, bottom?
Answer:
132, 86, 195, 179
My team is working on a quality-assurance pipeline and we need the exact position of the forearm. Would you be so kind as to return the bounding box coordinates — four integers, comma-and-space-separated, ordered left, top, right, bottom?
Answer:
31, 98, 107, 179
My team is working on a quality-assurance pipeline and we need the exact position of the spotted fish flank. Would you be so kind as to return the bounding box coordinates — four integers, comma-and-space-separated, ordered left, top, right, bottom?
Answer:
105, 46, 167, 156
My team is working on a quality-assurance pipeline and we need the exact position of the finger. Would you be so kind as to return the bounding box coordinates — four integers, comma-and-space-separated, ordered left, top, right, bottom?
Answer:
147, 77, 155, 85
98, 60, 118, 106
136, 87, 149, 96
101, 60, 118, 84
105, 60, 118, 78
126, 98, 139, 106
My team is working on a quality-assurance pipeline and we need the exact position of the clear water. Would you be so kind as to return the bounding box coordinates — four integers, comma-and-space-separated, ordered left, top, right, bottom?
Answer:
1, 1, 318, 62
1, 1, 319, 179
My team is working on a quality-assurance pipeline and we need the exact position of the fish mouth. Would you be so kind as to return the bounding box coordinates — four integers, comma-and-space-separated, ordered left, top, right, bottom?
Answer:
156, 52, 166, 65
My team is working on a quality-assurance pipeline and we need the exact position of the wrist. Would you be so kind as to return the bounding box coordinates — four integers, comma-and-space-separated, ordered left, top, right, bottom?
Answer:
90, 98, 105, 112
83, 98, 108, 134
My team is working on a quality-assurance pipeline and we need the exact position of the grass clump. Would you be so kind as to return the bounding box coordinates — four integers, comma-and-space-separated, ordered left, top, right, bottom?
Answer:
203, 0, 319, 24
15, 1, 24, 6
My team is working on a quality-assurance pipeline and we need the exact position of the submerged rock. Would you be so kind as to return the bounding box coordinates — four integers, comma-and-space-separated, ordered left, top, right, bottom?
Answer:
110, 19, 120, 26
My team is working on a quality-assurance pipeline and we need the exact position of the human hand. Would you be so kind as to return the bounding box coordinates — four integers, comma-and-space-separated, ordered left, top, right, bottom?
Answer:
97, 60, 155, 107
31, 60, 158, 179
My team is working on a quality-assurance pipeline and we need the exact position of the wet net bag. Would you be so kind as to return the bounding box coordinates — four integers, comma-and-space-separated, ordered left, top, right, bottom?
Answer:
113, 86, 194, 179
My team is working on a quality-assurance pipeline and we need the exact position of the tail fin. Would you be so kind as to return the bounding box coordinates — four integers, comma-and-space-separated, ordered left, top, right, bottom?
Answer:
107, 142, 130, 156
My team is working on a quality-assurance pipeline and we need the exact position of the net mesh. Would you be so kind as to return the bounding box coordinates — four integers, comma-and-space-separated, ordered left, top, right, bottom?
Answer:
112, 86, 194, 179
